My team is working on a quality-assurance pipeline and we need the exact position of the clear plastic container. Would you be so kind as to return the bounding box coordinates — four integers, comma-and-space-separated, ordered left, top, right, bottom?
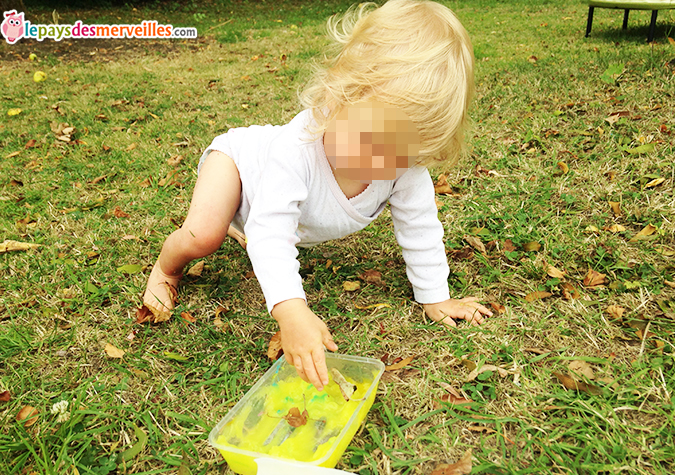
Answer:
208, 353, 385, 475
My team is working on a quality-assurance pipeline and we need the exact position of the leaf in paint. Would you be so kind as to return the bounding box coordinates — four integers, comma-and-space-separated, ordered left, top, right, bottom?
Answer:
546, 265, 566, 279
525, 291, 552, 302
605, 224, 626, 233
606, 305, 625, 320
16, 406, 39, 427
330, 368, 356, 401
0, 390, 10, 402
430, 449, 472, 475
284, 407, 308, 427
267, 331, 283, 361
117, 264, 143, 274
629, 224, 657, 242
180, 311, 196, 324
434, 174, 454, 194
385, 356, 414, 371
105, 343, 125, 359
490, 302, 506, 314
583, 269, 608, 288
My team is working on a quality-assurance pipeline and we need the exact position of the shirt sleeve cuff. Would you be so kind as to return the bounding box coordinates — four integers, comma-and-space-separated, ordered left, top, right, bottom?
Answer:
413, 286, 450, 305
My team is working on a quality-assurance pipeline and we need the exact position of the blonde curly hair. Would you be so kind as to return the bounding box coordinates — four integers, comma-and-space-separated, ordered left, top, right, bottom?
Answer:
300, 0, 475, 167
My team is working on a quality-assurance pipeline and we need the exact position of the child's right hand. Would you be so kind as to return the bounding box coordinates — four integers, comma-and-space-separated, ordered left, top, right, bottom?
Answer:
271, 299, 338, 391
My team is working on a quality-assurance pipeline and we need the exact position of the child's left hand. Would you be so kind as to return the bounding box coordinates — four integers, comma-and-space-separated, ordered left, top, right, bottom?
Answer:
423, 297, 493, 327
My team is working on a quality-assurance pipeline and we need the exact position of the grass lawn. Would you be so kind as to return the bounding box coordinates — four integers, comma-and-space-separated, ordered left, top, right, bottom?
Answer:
1, 0, 674, 473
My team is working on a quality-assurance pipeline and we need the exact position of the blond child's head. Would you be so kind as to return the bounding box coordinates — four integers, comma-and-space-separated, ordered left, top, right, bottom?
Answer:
301, 0, 475, 168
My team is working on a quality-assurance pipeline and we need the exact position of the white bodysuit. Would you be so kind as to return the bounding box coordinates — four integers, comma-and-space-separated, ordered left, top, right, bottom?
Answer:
198, 110, 450, 312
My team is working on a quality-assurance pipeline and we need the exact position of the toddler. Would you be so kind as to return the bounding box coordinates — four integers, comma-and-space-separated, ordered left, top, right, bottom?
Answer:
143, 0, 492, 391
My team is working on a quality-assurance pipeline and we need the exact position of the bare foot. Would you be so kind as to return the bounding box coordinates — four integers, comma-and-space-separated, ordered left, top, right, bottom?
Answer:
227, 225, 247, 249
143, 260, 182, 317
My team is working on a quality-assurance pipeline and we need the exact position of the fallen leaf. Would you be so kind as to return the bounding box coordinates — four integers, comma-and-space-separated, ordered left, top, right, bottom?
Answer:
467, 425, 496, 434
605, 224, 627, 233
385, 356, 414, 371
186, 261, 204, 277
464, 235, 486, 255
525, 291, 552, 302
523, 241, 541, 252
503, 239, 516, 252
343, 281, 360, 292
557, 161, 569, 174
359, 269, 383, 285
330, 368, 356, 401
354, 303, 391, 310
553, 372, 601, 395
466, 364, 508, 382
447, 246, 474, 260
606, 305, 625, 320
665, 281, 675, 289
117, 264, 143, 274
434, 392, 472, 408
569, 360, 595, 380
430, 449, 472, 475
0, 240, 41, 253
0, 390, 10, 402
25, 139, 37, 149
546, 265, 566, 279
561, 283, 581, 300
524, 347, 548, 355
434, 174, 454, 194
5, 151, 21, 159
7, 108, 22, 116
163, 351, 190, 362
9, 178, 23, 187
608, 201, 622, 216
139, 177, 151, 188
490, 302, 506, 314
180, 311, 196, 323
104, 343, 125, 358
461, 359, 477, 371
629, 224, 657, 242
16, 406, 39, 427
90, 175, 106, 185
113, 207, 130, 218
284, 407, 308, 427
126, 143, 138, 152
583, 269, 608, 288
167, 155, 184, 167
644, 177, 665, 189
267, 331, 283, 361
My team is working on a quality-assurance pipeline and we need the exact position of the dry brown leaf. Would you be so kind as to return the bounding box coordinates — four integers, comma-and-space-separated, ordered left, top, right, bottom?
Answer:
126, 143, 138, 152
644, 177, 665, 189
490, 302, 506, 314
343, 281, 360, 292
629, 224, 657, 242
557, 161, 569, 174
186, 261, 204, 277
25, 139, 37, 149
267, 331, 283, 361
180, 311, 196, 324
665, 280, 675, 289
568, 360, 595, 380
284, 407, 308, 428
330, 368, 356, 401
467, 425, 496, 434
434, 392, 472, 408
90, 175, 107, 185
553, 372, 601, 395
434, 174, 454, 194
385, 356, 414, 371
606, 305, 625, 320
0, 240, 41, 253
523, 241, 541, 252
583, 269, 608, 288
430, 449, 472, 475
608, 201, 622, 217
104, 343, 125, 359
546, 265, 566, 279
466, 364, 508, 382
16, 406, 39, 427
561, 282, 581, 300
113, 207, 130, 218
0, 390, 10, 402
524, 347, 548, 355
464, 235, 486, 255
139, 177, 151, 188
359, 269, 383, 285
525, 291, 552, 302
447, 246, 474, 260
167, 155, 184, 167
503, 239, 516, 252
605, 224, 627, 233
461, 359, 477, 371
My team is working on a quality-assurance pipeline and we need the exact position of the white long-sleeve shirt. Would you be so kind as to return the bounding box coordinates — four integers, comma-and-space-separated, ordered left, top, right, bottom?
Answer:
198, 110, 450, 312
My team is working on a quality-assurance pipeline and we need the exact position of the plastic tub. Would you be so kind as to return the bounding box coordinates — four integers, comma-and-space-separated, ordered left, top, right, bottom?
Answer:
208, 353, 385, 475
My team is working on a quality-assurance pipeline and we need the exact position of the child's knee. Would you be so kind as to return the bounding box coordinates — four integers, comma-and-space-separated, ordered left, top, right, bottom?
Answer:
179, 226, 226, 257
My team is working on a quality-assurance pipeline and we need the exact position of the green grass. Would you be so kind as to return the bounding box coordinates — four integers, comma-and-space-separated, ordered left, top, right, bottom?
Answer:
1, 0, 674, 474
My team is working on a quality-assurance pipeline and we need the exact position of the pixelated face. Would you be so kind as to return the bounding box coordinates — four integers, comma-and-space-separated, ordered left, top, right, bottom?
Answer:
323, 101, 420, 183
2, 10, 25, 44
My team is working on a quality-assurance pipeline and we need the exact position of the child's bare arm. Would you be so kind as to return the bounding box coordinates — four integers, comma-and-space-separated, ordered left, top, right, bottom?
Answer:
271, 299, 338, 391
423, 297, 492, 327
